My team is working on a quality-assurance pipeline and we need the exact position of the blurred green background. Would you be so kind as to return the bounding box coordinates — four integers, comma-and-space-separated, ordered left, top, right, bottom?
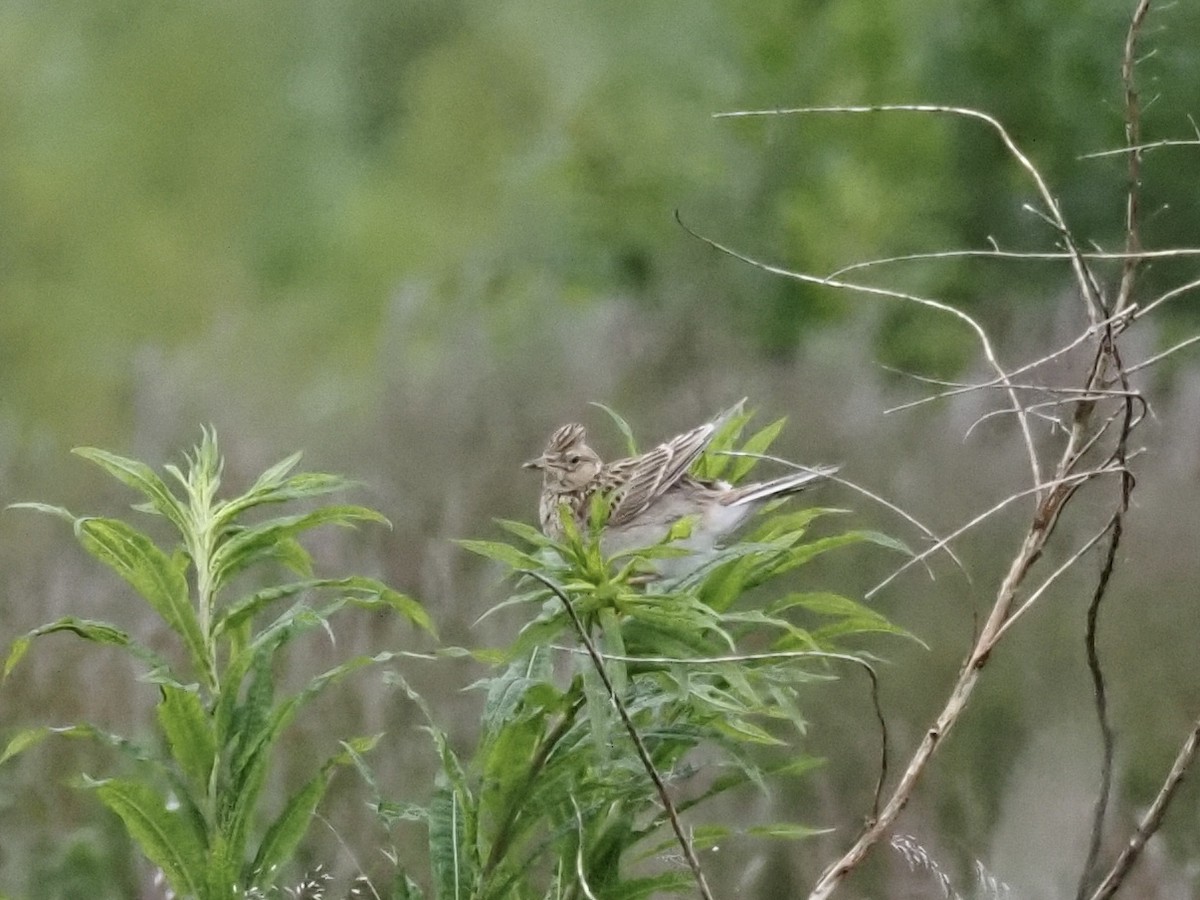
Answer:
3, 0, 1200, 896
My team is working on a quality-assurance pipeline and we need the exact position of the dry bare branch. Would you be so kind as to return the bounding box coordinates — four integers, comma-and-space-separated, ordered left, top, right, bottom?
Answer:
1086, 717, 1200, 900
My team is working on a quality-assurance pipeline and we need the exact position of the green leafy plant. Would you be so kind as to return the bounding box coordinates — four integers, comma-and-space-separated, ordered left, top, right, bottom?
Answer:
2, 430, 431, 900
372, 410, 909, 900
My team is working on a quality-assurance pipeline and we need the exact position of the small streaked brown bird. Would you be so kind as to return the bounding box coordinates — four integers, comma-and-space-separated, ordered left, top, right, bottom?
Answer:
523, 401, 838, 576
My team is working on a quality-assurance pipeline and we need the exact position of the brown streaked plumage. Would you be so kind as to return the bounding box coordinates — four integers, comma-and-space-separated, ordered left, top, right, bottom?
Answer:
523, 401, 838, 576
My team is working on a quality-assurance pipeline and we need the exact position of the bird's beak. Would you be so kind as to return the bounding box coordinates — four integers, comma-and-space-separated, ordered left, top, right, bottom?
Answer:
523, 456, 546, 471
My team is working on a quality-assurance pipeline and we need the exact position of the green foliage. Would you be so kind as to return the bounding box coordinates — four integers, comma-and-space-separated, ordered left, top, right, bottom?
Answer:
385, 411, 911, 899
2, 431, 429, 899
6, 0, 1199, 436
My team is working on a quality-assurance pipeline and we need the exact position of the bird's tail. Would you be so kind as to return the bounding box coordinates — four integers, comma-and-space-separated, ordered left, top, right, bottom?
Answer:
725, 464, 840, 506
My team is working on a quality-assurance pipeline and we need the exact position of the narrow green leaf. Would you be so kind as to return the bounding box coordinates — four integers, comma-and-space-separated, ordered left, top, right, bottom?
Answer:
640, 825, 732, 858
76, 519, 212, 689
428, 779, 477, 900
158, 685, 216, 788
225, 653, 401, 867
741, 531, 876, 587
228, 647, 278, 781
92, 778, 207, 900
217, 581, 327, 635
250, 738, 381, 886
494, 518, 554, 547
457, 539, 542, 570
858, 529, 914, 556
219, 575, 434, 638
746, 507, 830, 543
378, 587, 436, 636
0, 727, 53, 766
210, 505, 389, 590
675, 756, 825, 816
589, 402, 639, 455
728, 417, 787, 482
5, 617, 171, 681
5, 502, 77, 522
3, 723, 171, 774
250, 775, 325, 884
215, 466, 357, 529
694, 408, 753, 480
248, 451, 304, 493
2, 635, 31, 682
71, 448, 189, 533
714, 717, 785, 745
600, 872, 695, 900
477, 709, 544, 845
598, 607, 627, 696
272, 536, 315, 578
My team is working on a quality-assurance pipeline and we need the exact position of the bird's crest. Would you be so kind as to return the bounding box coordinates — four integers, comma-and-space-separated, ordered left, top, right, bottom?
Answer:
548, 423, 587, 453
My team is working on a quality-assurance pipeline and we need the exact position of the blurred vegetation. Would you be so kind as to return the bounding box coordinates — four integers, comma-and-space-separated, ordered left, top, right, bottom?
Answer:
2, 0, 1200, 896
3, 0, 1199, 439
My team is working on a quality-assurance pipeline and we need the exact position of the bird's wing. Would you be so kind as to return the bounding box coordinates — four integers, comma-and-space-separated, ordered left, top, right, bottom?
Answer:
603, 400, 745, 526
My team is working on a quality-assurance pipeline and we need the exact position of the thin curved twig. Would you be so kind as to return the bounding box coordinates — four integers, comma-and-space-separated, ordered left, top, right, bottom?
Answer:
992, 519, 1114, 644
1075, 511, 1124, 900
675, 213, 1045, 492
1079, 138, 1200, 159
713, 104, 1105, 323
1077, 2, 1149, 862
827, 246, 1200, 280
883, 308, 1136, 416
558, 645, 891, 821
718, 448, 967, 580
522, 570, 715, 900
1125, 333, 1200, 375
865, 465, 1123, 600
1133, 275, 1200, 321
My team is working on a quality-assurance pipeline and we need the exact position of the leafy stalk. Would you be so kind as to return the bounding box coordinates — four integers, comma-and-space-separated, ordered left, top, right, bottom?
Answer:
4, 430, 427, 898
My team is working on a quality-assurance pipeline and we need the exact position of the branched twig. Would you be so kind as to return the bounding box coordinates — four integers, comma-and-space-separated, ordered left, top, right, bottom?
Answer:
522, 570, 715, 900
866, 465, 1123, 600
700, 102, 1155, 900
674, 212, 1045, 491
884, 309, 1136, 416
696, 27, 1200, 896
993, 518, 1117, 643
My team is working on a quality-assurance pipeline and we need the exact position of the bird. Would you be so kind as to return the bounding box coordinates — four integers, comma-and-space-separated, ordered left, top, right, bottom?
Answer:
523, 401, 838, 577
